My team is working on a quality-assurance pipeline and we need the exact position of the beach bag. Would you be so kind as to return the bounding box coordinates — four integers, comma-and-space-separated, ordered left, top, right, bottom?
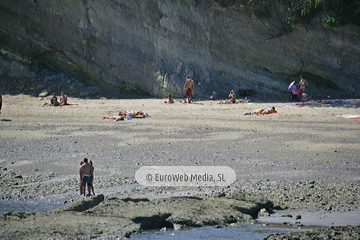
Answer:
301, 93, 308, 101
209, 95, 216, 100
292, 89, 299, 95
290, 85, 299, 95
209, 91, 217, 100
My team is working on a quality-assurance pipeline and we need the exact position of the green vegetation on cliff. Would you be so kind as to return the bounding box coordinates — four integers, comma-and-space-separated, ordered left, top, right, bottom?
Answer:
215, 0, 360, 37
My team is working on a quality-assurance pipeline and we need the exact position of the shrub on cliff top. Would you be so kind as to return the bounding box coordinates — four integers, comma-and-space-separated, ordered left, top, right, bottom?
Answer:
214, 0, 360, 31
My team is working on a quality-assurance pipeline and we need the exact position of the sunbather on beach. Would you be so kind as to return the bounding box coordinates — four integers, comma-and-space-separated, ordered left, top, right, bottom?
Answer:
118, 110, 145, 117
102, 116, 124, 121
103, 110, 146, 121
50, 93, 59, 106
245, 107, 277, 115
262, 107, 277, 114
59, 92, 68, 106
225, 90, 236, 103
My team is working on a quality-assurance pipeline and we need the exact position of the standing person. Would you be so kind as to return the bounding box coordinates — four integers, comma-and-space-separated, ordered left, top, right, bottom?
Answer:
298, 75, 308, 95
0, 95, 2, 114
89, 160, 95, 196
184, 76, 194, 103
79, 158, 93, 196
59, 92, 68, 106
79, 160, 84, 195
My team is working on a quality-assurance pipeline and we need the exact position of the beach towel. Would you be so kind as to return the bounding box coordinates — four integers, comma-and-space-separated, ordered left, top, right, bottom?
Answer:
336, 114, 360, 119
323, 100, 349, 104
279, 104, 302, 107
102, 116, 124, 121
280, 102, 316, 107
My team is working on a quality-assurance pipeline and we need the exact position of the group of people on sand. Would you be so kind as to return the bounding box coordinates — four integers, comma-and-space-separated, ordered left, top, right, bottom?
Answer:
79, 158, 95, 197
47, 92, 68, 106
289, 75, 309, 101
65, 75, 299, 197
170, 76, 237, 104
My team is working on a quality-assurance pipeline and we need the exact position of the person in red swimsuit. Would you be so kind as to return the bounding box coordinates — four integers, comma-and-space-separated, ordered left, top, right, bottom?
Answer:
184, 76, 194, 103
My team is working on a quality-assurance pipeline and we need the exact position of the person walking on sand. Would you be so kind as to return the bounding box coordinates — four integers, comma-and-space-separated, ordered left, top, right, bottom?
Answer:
184, 76, 194, 103
0, 95, 2, 114
79, 158, 93, 196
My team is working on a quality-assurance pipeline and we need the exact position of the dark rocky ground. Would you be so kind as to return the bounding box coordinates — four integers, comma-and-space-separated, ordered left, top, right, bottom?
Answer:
264, 225, 360, 240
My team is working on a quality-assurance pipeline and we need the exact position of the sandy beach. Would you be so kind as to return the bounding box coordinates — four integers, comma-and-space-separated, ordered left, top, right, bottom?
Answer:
0, 94, 360, 238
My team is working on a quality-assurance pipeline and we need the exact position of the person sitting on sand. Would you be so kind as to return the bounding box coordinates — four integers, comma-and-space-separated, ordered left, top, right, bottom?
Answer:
245, 107, 277, 115
50, 93, 59, 106
59, 92, 68, 106
168, 95, 174, 103
225, 90, 236, 103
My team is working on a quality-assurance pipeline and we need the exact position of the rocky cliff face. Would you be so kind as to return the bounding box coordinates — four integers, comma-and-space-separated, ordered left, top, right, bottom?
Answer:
0, 0, 359, 98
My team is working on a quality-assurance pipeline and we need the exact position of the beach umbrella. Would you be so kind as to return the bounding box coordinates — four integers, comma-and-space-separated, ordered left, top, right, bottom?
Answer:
288, 81, 296, 90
